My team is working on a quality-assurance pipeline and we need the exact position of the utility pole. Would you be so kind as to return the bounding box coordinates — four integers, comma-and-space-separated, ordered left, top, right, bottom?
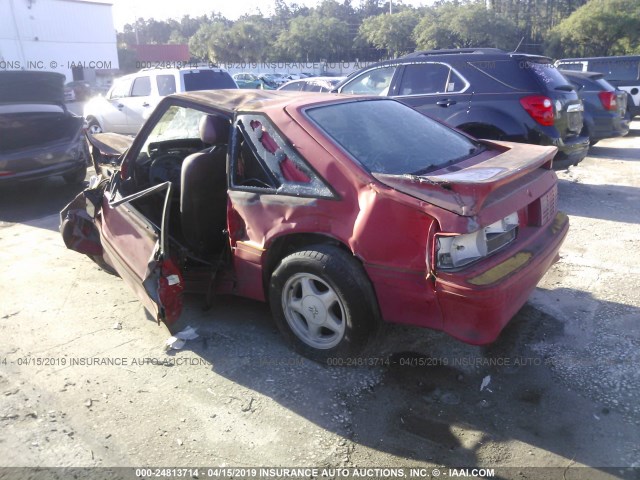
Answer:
390, 0, 393, 15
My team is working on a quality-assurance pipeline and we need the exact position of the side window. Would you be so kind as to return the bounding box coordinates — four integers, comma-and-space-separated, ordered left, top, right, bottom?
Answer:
157, 75, 176, 96
398, 63, 462, 95
231, 114, 333, 198
109, 78, 132, 99
131, 76, 151, 97
340, 66, 396, 95
280, 82, 303, 91
303, 83, 323, 92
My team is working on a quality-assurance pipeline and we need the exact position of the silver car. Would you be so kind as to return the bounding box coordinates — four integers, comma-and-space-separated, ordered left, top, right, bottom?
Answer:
84, 67, 237, 135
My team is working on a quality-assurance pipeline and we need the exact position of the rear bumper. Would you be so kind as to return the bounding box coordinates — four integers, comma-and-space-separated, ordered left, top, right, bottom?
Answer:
553, 135, 589, 168
589, 112, 630, 142
434, 211, 569, 344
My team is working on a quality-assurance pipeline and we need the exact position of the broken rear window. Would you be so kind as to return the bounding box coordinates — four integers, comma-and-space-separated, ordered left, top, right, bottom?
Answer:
306, 99, 479, 175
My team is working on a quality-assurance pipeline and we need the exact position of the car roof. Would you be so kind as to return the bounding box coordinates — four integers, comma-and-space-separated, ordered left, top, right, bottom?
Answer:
349, 48, 552, 73
558, 55, 640, 62
172, 89, 373, 114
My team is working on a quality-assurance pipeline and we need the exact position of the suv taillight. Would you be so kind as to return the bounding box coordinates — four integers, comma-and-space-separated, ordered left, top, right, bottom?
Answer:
520, 95, 555, 126
598, 91, 617, 111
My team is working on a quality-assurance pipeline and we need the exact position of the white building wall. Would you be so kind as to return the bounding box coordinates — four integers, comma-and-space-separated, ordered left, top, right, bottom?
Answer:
0, 0, 119, 82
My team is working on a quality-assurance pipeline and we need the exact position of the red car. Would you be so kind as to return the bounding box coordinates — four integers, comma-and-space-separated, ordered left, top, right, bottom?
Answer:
60, 90, 568, 361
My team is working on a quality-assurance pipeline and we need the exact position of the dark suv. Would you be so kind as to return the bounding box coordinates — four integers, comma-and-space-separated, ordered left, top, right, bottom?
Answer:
336, 48, 590, 168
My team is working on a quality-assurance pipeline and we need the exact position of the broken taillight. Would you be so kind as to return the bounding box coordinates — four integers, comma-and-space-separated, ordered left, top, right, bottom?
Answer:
520, 95, 555, 127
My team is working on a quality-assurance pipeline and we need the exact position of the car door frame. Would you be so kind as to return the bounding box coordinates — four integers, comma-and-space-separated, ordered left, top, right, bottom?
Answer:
97, 97, 233, 326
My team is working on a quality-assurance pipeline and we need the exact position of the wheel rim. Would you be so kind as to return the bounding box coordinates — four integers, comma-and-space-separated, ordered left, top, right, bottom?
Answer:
88, 123, 102, 134
281, 273, 346, 350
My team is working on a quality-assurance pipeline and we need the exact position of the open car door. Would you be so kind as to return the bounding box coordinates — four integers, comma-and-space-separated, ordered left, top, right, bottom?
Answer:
100, 178, 184, 326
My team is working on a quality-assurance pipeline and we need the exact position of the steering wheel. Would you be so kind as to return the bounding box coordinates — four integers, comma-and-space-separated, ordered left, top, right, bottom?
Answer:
148, 153, 183, 191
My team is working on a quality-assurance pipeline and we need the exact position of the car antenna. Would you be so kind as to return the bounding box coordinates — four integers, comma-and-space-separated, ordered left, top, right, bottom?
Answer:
511, 37, 525, 53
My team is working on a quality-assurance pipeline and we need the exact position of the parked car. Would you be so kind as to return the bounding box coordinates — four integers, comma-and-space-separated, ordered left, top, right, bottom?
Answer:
560, 70, 629, 145
83, 67, 237, 135
60, 90, 568, 361
258, 73, 288, 88
233, 73, 263, 89
335, 48, 590, 169
555, 56, 640, 118
66, 80, 93, 101
278, 76, 346, 92
0, 71, 88, 185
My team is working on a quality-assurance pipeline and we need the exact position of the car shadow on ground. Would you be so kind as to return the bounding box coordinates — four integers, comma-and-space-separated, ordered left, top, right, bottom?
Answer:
557, 179, 640, 224
0, 177, 86, 231
165, 288, 639, 475
589, 145, 640, 161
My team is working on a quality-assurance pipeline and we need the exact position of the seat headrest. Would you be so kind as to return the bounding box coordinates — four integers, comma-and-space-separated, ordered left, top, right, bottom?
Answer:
199, 115, 229, 145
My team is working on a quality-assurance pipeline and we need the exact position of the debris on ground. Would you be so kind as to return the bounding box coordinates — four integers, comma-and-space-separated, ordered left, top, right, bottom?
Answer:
165, 326, 199, 350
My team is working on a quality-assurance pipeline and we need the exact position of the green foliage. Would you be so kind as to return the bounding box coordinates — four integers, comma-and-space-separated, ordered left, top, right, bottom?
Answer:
414, 2, 519, 50
275, 13, 351, 61
546, 0, 640, 57
358, 10, 420, 57
116, 0, 638, 65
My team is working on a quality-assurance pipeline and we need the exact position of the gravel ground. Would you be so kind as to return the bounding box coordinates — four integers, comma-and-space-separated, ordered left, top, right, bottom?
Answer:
0, 123, 639, 479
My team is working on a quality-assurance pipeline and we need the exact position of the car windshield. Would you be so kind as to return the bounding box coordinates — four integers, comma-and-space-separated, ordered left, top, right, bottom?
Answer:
306, 99, 480, 175
182, 70, 236, 91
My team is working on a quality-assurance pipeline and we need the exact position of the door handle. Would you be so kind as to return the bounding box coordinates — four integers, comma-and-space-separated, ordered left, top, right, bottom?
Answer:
116, 103, 124, 110
142, 102, 150, 107
436, 99, 456, 107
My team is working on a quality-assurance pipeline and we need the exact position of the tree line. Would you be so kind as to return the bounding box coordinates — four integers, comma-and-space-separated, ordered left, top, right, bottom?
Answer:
117, 0, 640, 70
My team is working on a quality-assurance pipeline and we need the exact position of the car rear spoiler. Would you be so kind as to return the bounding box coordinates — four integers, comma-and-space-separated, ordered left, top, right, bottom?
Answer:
374, 141, 557, 219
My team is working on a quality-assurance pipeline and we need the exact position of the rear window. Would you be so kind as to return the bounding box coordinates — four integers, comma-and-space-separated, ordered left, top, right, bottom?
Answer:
306, 100, 479, 175
595, 78, 616, 91
182, 70, 237, 91
526, 61, 574, 90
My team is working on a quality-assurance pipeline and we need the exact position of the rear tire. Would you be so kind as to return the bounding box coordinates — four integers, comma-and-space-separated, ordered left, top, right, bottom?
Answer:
269, 244, 380, 363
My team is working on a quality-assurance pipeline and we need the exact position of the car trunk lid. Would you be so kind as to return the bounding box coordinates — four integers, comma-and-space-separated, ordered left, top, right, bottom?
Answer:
0, 71, 66, 105
373, 140, 557, 231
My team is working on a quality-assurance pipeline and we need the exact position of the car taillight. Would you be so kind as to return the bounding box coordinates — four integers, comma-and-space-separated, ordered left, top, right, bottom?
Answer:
598, 91, 617, 111
520, 95, 554, 127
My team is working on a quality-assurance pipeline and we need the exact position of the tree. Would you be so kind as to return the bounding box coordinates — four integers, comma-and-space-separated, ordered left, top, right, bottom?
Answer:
414, 1, 520, 50
358, 10, 420, 57
275, 13, 350, 61
189, 21, 232, 62
545, 0, 640, 57
225, 18, 273, 62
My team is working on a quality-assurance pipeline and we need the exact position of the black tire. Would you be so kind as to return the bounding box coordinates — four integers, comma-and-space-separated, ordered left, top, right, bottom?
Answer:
269, 244, 380, 363
63, 164, 87, 185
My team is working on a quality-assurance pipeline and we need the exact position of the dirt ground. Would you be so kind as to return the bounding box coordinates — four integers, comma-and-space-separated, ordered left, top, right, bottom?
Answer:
0, 122, 639, 480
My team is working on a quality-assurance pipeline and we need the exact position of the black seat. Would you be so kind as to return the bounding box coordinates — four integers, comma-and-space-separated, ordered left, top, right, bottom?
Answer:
180, 115, 229, 257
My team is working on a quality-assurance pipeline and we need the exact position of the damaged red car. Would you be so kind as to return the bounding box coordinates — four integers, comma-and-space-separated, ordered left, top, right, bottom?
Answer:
60, 90, 568, 361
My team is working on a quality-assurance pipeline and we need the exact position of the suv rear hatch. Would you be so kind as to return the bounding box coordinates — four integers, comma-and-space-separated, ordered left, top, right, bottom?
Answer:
516, 58, 584, 139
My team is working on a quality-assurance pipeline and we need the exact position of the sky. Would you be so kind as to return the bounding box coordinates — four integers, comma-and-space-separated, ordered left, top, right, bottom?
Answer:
110, 0, 430, 30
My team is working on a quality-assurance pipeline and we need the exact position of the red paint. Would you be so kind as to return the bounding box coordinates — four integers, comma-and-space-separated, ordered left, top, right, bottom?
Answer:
63, 91, 569, 345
